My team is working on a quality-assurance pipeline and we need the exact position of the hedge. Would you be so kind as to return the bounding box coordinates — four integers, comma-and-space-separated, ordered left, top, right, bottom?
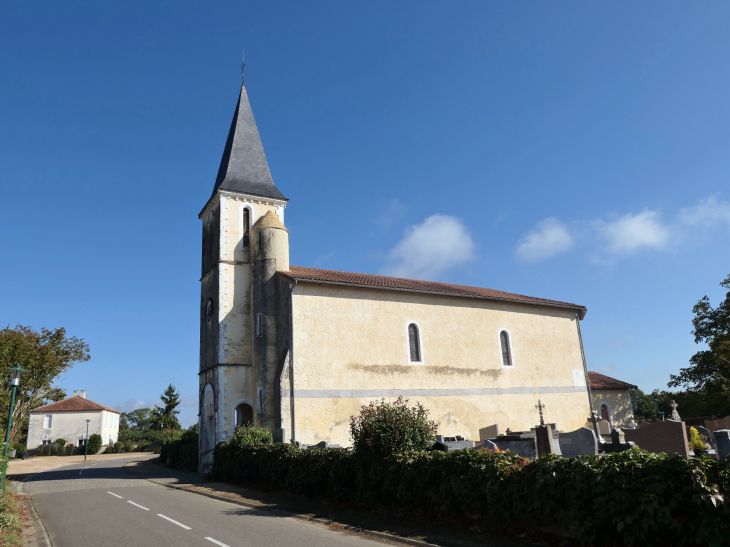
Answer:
161, 430, 198, 472
210, 445, 730, 547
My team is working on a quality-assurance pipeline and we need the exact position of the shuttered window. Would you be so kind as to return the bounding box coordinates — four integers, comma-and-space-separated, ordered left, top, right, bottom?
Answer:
242, 208, 250, 248
500, 331, 513, 367
408, 323, 421, 362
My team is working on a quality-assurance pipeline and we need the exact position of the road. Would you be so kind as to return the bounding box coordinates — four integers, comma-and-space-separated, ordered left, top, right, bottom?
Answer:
21, 456, 381, 547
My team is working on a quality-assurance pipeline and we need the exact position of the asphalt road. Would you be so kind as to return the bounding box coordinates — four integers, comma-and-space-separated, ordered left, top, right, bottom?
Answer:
22, 456, 381, 547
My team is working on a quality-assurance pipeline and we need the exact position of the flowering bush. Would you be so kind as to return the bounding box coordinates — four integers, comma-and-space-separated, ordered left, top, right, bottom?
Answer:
349, 397, 437, 458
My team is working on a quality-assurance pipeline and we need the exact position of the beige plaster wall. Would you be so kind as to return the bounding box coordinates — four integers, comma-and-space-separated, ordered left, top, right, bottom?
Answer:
28, 410, 107, 449
592, 389, 634, 427
286, 283, 591, 446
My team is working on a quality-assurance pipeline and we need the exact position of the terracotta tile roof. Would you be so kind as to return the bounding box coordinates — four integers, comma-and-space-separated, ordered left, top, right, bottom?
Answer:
588, 371, 637, 390
279, 266, 587, 319
30, 395, 121, 414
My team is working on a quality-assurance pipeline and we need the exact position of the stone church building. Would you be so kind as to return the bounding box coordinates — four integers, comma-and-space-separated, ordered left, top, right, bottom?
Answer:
198, 76, 594, 469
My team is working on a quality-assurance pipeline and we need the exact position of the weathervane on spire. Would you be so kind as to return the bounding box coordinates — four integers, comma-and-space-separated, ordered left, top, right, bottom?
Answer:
241, 50, 245, 84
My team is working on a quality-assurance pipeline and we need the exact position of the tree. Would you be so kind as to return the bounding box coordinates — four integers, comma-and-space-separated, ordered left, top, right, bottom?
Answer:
120, 408, 154, 432
87, 433, 102, 455
154, 384, 181, 431
669, 274, 730, 413
0, 325, 90, 446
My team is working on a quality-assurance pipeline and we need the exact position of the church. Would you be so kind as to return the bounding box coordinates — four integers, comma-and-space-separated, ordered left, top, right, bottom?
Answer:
198, 73, 594, 470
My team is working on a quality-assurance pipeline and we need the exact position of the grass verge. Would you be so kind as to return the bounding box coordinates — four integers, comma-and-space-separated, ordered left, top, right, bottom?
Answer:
0, 489, 24, 547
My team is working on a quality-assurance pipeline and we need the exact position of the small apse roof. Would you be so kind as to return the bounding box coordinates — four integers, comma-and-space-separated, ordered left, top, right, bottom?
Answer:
279, 266, 587, 319
211, 84, 286, 201
588, 371, 637, 390
31, 395, 121, 414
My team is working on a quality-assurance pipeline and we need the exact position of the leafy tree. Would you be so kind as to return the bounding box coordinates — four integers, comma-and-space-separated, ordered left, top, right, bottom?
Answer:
120, 408, 154, 432
669, 274, 730, 413
154, 384, 181, 431
0, 325, 90, 446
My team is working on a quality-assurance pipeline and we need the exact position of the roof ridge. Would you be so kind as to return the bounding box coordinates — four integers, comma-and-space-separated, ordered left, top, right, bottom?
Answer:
280, 265, 587, 319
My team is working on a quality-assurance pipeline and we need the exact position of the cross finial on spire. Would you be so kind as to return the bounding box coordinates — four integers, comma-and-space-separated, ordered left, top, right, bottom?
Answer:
241, 50, 245, 85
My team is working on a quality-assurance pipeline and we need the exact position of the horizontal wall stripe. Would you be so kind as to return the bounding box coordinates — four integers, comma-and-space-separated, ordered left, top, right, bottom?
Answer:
291, 386, 587, 398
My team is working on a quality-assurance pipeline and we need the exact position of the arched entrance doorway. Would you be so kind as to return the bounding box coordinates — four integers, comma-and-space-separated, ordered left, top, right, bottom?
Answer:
234, 401, 254, 428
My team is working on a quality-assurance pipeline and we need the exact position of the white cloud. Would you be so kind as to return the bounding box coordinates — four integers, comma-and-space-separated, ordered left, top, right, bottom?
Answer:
678, 194, 730, 228
597, 209, 670, 255
383, 214, 474, 279
515, 218, 574, 262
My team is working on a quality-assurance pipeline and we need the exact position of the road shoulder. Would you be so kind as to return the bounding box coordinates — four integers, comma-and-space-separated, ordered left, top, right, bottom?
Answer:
123, 459, 533, 547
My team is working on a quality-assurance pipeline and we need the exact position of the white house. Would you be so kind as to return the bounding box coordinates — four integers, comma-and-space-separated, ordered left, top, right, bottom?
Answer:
27, 391, 120, 449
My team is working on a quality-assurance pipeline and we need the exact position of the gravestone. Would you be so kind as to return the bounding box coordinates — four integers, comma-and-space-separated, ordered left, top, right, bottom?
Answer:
623, 420, 689, 457
492, 432, 538, 459
479, 425, 499, 441
714, 430, 730, 461
473, 440, 498, 451
432, 439, 474, 452
670, 400, 681, 421
535, 424, 561, 456
597, 420, 611, 436
558, 427, 598, 458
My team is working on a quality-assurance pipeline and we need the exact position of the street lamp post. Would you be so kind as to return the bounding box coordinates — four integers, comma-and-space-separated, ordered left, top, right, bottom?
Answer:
1, 365, 29, 498
84, 419, 91, 461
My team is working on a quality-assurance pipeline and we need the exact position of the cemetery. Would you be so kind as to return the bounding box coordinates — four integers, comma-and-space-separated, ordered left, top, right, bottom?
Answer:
207, 397, 730, 547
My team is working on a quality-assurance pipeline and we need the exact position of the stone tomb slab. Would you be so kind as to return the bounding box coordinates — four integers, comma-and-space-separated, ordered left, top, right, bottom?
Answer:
558, 427, 598, 458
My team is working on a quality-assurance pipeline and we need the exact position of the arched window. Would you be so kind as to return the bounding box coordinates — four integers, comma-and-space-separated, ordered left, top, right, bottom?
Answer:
242, 207, 250, 248
500, 330, 513, 367
600, 403, 611, 423
408, 323, 421, 362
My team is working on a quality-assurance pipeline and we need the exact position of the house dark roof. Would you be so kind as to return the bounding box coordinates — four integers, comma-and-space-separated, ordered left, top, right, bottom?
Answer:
30, 395, 120, 415
279, 266, 587, 319
211, 84, 286, 201
588, 371, 637, 390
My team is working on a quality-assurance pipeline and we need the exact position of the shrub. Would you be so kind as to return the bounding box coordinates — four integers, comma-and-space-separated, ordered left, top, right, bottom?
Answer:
35, 445, 48, 456
349, 397, 437, 458
49, 444, 59, 456
86, 434, 102, 455
64, 445, 74, 456
689, 426, 708, 452
113, 441, 123, 453
123, 441, 135, 453
211, 423, 273, 479
162, 429, 198, 471
53, 438, 67, 447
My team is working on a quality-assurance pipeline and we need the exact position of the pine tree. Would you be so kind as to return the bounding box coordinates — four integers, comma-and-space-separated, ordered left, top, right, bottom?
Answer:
155, 384, 181, 430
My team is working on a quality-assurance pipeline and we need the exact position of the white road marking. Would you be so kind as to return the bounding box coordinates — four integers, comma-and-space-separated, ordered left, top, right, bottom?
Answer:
205, 538, 230, 547
157, 514, 191, 530
127, 501, 150, 511
107, 492, 123, 499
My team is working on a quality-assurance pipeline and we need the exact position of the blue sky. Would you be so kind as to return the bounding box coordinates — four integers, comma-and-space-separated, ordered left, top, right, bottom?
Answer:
2, 2, 730, 427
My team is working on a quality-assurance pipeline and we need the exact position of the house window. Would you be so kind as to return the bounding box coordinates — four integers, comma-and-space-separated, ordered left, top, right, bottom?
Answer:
43, 414, 52, 429
408, 323, 421, 363
242, 207, 251, 248
500, 330, 513, 367
41, 439, 52, 446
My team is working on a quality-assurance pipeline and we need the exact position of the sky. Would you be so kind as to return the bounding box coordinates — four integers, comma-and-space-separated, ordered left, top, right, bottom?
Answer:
2, 2, 730, 427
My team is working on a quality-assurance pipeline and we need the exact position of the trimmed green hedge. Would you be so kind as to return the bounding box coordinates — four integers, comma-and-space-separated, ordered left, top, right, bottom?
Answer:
210, 445, 730, 546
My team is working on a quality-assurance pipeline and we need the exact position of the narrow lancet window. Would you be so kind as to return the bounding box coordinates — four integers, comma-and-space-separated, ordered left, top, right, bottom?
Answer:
408, 323, 421, 362
500, 330, 513, 367
242, 207, 250, 248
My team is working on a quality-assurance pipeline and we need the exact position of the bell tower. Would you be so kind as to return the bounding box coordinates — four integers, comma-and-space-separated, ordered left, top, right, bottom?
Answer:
198, 68, 288, 470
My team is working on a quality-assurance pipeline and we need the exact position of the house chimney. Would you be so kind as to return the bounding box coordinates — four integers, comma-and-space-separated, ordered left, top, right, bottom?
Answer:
73, 390, 78, 397
80, 390, 86, 399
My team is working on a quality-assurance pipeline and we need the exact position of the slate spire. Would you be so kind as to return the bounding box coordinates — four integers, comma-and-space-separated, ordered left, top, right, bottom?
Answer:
211, 80, 286, 201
